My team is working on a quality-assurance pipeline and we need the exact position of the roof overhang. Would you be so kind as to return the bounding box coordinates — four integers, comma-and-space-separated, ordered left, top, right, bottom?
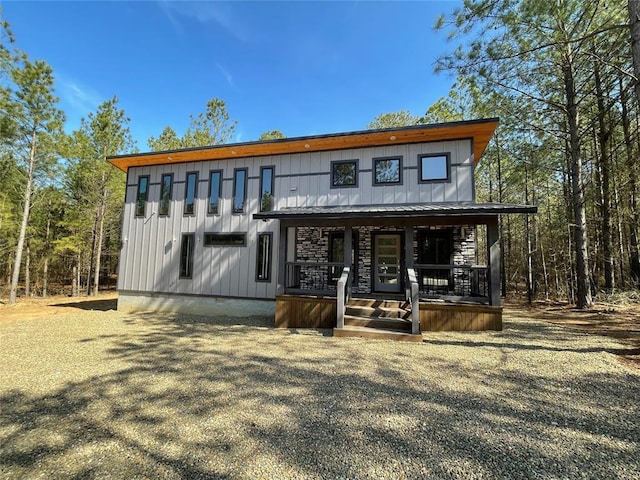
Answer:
253, 202, 537, 222
107, 118, 500, 172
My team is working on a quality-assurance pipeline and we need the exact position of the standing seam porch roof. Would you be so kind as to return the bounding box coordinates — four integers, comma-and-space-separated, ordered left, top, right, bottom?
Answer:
107, 118, 500, 172
253, 202, 537, 221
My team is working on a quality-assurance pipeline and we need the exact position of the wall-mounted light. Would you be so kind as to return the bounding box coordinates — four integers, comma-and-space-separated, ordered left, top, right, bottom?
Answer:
390, 135, 396, 141
304, 144, 310, 149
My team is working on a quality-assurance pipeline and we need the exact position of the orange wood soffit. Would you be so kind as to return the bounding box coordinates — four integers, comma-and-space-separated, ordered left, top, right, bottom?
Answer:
107, 120, 499, 172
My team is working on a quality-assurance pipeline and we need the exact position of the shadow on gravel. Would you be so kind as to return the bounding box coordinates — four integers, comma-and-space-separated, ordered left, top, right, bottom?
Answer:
52, 298, 118, 311
1, 311, 639, 478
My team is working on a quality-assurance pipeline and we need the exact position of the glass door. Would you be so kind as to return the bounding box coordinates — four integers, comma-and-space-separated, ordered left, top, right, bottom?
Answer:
374, 234, 402, 293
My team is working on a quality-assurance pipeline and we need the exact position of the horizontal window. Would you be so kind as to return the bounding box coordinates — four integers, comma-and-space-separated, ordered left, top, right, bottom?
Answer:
203, 233, 247, 247
373, 156, 402, 185
331, 159, 358, 188
419, 153, 450, 182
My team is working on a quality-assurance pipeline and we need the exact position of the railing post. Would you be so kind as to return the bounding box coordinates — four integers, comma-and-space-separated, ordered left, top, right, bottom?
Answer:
407, 268, 420, 335
336, 266, 350, 329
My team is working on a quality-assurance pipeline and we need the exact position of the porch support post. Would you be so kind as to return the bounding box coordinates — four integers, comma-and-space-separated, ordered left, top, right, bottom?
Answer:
404, 225, 414, 268
277, 221, 287, 296
487, 218, 501, 306
344, 227, 353, 267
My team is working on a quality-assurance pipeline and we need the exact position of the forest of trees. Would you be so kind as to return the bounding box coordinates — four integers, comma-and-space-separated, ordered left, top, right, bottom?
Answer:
1, 1, 639, 308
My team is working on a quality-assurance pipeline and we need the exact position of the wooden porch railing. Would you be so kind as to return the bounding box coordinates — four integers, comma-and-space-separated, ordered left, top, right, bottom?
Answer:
336, 266, 352, 329
405, 267, 420, 334
414, 264, 489, 300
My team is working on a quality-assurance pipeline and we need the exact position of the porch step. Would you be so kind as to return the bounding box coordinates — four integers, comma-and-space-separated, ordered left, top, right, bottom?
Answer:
333, 325, 423, 342
345, 304, 410, 320
347, 298, 409, 309
344, 314, 412, 332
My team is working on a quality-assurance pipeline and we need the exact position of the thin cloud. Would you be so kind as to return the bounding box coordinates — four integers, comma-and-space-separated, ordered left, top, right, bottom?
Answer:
57, 74, 102, 116
216, 62, 235, 88
157, 1, 249, 42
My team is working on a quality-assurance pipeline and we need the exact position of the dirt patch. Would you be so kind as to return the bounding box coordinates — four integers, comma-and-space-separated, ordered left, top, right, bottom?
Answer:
505, 298, 640, 370
0, 292, 118, 322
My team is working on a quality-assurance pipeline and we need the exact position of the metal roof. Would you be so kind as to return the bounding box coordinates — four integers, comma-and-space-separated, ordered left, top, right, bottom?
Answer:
253, 202, 537, 221
107, 118, 500, 172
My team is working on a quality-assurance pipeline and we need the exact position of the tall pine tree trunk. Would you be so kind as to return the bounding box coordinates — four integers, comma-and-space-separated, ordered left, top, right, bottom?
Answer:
594, 52, 614, 290
564, 59, 592, 308
629, 0, 640, 104
92, 175, 107, 296
8, 130, 36, 304
620, 77, 640, 285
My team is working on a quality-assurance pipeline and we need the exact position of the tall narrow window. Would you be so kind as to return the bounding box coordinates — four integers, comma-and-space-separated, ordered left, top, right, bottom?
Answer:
208, 170, 222, 215
180, 233, 194, 279
159, 174, 173, 216
260, 166, 274, 212
184, 172, 198, 215
135, 176, 149, 217
256, 233, 272, 282
233, 168, 247, 213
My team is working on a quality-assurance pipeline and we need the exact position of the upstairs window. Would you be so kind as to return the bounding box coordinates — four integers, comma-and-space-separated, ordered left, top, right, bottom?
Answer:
419, 153, 450, 183
135, 176, 149, 217
260, 166, 274, 212
373, 156, 402, 185
331, 160, 358, 188
184, 172, 198, 215
233, 168, 247, 213
159, 174, 172, 216
208, 170, 222, 215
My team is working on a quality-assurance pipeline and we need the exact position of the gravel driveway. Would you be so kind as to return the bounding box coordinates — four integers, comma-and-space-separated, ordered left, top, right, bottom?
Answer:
1, 303, 639, 479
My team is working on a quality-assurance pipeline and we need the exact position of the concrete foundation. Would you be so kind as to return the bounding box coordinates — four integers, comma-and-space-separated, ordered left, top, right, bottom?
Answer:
118, 291, 275, 317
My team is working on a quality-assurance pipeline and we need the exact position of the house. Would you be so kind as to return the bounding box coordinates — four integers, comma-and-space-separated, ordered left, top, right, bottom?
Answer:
107, 118, 536, 340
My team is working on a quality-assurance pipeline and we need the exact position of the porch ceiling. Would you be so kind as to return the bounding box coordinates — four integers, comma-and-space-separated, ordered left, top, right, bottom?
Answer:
253, 202, 537, 221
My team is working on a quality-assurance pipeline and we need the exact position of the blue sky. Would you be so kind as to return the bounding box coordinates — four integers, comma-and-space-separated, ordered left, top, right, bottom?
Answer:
3, 1, 461, 151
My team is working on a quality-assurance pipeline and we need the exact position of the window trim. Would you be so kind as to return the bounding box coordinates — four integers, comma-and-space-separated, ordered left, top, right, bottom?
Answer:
184, 171, 198, 216
255, 232, 273, 282
135, 175, 149, 218
203, 232, 247, 247
232, 168, 248, 214
259, 165, 275, 212
418, 153, 450, 183
159, 173, 173, 216
330, 159, 359, 188
208, 169, 222, 216
179, 233, 195, 279
372, 156, 403, 186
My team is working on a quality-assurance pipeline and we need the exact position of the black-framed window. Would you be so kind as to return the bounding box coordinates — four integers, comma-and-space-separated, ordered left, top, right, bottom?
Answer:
184, 172, 198, 215
233, 168, 247, 213
256, 233, 272, 282
208, 170, 222, 215
180, 233, 195, 279
203, 233, 246, 247
373, 156, 402, 185
260, 166, 274, 212
135, 176, 149, 217
159, 174, 173, 216
328, 230, 359, 285
331, 160, 358, 188
419, 153, 450, 182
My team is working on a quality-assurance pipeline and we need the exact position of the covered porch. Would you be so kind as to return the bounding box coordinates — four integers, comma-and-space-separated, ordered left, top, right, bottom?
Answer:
254, 203, 536, 337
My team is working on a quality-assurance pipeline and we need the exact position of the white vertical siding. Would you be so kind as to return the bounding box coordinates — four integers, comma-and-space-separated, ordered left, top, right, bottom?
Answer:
117, 138, 475, 299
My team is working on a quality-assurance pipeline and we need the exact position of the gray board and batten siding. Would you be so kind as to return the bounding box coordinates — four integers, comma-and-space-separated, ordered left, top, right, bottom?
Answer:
117, 139, 475, 308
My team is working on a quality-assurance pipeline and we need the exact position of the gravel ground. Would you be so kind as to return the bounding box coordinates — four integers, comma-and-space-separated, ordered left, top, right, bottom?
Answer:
1, 303, 639, 479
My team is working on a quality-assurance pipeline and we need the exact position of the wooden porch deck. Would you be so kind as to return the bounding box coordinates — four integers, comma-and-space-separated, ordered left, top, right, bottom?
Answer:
275, 294, 502, 333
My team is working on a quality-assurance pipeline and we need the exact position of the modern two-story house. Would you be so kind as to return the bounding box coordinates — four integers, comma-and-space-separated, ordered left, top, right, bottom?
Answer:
107, 118, 536, 341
